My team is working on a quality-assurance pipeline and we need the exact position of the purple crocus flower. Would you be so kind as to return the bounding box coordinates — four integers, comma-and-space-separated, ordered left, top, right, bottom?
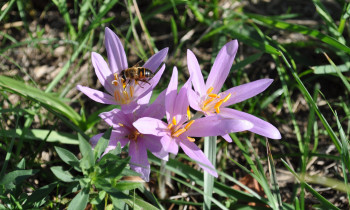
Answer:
77, 27, 168, 113
133, 67, 253, 177
90, 91, 168, 181
187, 40, 281, 142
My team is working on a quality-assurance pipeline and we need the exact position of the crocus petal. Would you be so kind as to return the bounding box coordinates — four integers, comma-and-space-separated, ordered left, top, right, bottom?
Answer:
143, 89, 166, 119
179, 139, 218, 177
220, 108, 281, 139
142, 135, 169, 161
90, 133, 104, 148
77, 85, 117, 105
129, 140, 150, 182
161, 135, 179, 155
99, 109, 121, 127
105, 27, 128, 73
91, 52, 114, 94
133, 117, 169, 137
222, 79, 273, 106
138, 90, 153, 105
121, 101, 140, 114
173, 77, 191, 125
187, 89, 202, 112
143, 48, 169, 72
187, 49, 205, 96
165, 67, 178, 122
184, 115, 253, 137
221, 134, 232, 143
206, 40, 238, 94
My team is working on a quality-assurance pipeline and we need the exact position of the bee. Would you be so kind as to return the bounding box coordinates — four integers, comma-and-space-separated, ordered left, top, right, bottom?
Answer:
120, 66, 154, 88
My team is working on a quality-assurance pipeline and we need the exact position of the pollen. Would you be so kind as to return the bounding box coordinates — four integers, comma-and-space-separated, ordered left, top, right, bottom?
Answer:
172, 128, 186, 137
184, 120, 195, 130
187, 137, 195, 142
208, 94, 220, 98
223, 93, 231, 103
187, 106, 191, 120
206, 86, 214, 94
118, 123, 124, 127
112, 80, 118, 86
172, 116, 177, 125
167, 123, 174, 129
203, 98, 215, 108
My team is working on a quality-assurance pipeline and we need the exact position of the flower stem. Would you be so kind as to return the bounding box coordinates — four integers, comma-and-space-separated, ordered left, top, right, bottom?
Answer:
203, 136, 217, 210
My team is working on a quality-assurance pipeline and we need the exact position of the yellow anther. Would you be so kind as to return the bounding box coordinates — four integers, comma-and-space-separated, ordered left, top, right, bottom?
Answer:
172, 116, 177, 125
214, 100, 224, 109
118, 123, 124, 127
187, 106, 191, 120
206, 87, 214, 94
167, 123, 174, 129
216, 107, 220, 113
172, 128, 186, 137
123, 90, 129, 100
112, 80, 118, 86
123, 82, 127, 89
187, 137, 196, 142
223, 93, 231, 103
184, 120, 195, 130
129, 85, 134, 98
203, 98, 215, 107
208, 94, 220, 98
114, 73, 118, 80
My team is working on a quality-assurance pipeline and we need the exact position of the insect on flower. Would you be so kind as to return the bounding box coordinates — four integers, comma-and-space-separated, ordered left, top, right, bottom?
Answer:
118, 62, 155, 88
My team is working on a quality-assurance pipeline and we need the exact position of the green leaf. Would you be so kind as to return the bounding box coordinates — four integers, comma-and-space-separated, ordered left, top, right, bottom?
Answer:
67, 187, 89, 210
0, 169, 38, 190
0, 75, 81, 125
16, 158, 25, 170
50, 166, 75, 182
313, 64, 350, 74
247, 13, 350, 55
25, 182, 57, 207
94, 127, 112, 160
55, 146, 81, 172
115, 181, 143, 191
79, 134, 95, 172
203, 136, 216, 210
0, 129, 79, 145
91, 191, 106, 205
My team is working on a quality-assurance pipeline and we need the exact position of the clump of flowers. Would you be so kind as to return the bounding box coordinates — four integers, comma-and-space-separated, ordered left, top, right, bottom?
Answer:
77, 27, 281, 181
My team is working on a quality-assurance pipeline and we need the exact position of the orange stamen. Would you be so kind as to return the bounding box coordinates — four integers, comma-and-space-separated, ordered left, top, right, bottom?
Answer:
118, 123, 124, 127
167, 123, 174, 129
223, 93, 231, 103
187, 106, 191, 120
216, 107, 220, 113
112, 80, 118, 86
129, 85, 134, 98
187, 137, 195, 142
172, 116, 177, 125
172, 128, 186, 137
206, 87, 214, 94
203, 98, 215, 108
208, 94, 220, 98
114, 91, 120, 101
214, 100, 224, 109
184, 120, 195, 130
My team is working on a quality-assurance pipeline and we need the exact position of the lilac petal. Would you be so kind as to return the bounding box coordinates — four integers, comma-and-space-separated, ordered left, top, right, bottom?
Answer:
187, 50, 205, 96
165, 67, 178, 122
105, 27, 128, 73
143, 89, 166, 119
77, 85, 117, 105
222, 79, 273, 106
99, 109, 121, 127
142, 135, 169, 161
187, 89, 202, 112
138, 90, 152, 105
220, 108, 281, 139
161, 135, 179, 155
129, 140, 150, 182
99, 109, 133, 130
173, 77, 191, 125
121, 101, 140, 114
221, 134, 232, 143
91, 52, 114, 94
179, 139, 218, 177
184, 115, 253, 137
206, 40, 238, 94
143, 48, 169, 72
90, 133, 104, 148
133, 117, 169, 137
133, 64, 165, 100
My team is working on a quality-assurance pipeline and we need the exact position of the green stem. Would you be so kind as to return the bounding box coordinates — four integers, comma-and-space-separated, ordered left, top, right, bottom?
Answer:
203, 136, 217, 210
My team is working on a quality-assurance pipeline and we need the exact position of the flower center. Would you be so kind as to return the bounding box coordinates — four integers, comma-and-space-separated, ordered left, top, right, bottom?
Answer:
168, 116, 196, 142
201, 86, 231, 114
112, 73, 135, 104
127, 129, 142, 142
